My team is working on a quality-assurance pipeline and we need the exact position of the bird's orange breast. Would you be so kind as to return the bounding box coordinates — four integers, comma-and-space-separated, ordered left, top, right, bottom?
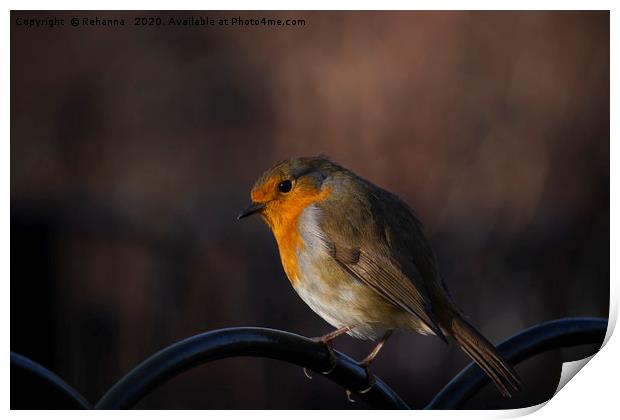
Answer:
268, 185, 331, 285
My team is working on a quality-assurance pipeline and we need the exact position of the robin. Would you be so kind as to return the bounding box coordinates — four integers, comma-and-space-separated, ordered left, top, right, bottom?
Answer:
238, 155, 520, 399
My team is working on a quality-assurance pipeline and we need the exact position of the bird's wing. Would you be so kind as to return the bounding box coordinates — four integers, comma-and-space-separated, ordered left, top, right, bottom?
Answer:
318, 179, 446, 340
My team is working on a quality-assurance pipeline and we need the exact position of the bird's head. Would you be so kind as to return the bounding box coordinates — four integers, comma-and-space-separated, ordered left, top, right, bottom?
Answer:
237, 156, 337, 230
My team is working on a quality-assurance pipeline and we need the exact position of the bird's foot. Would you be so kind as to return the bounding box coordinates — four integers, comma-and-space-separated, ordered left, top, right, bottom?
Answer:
344, 330, 389, 398
343, 361, 377, 403
303, 335, 339, 379
358, 364, 376, 394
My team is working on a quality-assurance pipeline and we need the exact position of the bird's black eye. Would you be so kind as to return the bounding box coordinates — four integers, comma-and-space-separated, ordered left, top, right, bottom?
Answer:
278, 180, 293, 193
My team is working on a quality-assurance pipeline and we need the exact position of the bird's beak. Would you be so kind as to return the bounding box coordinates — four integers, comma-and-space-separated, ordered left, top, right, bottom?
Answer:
237, 202, 266, 220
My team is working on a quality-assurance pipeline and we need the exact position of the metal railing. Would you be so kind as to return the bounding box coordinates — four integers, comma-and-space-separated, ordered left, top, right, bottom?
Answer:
10, 317, 607, 409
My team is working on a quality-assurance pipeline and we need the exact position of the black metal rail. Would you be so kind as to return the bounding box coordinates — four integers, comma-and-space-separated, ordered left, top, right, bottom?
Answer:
10, 317, 608, 409
10, 352, 92, 409
95, 327, 409, 409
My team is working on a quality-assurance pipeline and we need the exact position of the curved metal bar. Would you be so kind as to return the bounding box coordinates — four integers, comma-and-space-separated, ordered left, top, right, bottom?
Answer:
13, 317, 605, 409
95, 327, 410, 409
426, 317, 608, 409
10, 352, 92, 409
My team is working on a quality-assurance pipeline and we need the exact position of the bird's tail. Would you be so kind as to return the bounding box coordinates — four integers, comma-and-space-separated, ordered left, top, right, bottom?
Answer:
447, 312, 521, 397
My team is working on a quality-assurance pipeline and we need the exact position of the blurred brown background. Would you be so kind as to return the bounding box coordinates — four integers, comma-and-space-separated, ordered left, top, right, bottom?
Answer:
11, 11, 609, 409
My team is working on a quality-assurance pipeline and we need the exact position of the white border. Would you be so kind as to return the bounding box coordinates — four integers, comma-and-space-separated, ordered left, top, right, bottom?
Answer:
4, 2, 616, 419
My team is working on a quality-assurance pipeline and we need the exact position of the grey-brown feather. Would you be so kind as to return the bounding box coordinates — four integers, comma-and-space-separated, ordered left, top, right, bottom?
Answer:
312, 164, 447, 341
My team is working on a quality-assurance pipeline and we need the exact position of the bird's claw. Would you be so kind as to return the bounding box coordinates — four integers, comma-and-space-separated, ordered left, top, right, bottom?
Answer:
312, 336, 338, 374
343, 363, 376, 403
359, 372, 376, 394
357, 363, 376, 394
344, 383, 374, 403
346, 390, 356, 403
302, 336, 338, 379
321, 344, 338, 374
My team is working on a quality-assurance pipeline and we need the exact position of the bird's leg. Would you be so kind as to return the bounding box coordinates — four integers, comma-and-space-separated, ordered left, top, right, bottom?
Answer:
303, 325, 354, 379
360, 330, 392, 368
314, 325, 354, 343
349, 330, 393, 400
